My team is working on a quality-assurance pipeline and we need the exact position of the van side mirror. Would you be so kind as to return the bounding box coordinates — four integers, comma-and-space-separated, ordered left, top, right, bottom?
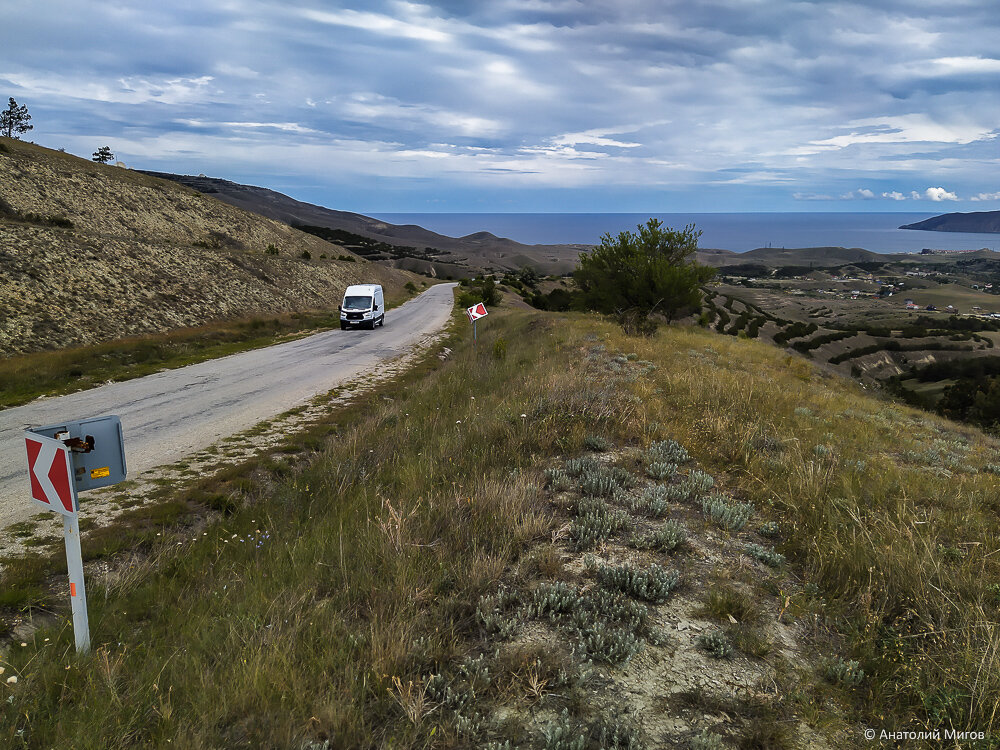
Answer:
337, 305, 342, 312
373, 304, 379, 311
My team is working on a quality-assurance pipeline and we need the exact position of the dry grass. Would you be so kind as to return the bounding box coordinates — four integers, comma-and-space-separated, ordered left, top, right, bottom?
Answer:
3, 307, 1000, 744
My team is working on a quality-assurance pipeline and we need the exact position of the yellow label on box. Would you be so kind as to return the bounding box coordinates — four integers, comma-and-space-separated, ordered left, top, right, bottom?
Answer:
91, 467, 110, 479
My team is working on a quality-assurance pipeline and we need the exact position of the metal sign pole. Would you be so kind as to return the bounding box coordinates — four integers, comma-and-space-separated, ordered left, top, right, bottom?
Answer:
62, 493, 90, 653
474, 319, 477, 350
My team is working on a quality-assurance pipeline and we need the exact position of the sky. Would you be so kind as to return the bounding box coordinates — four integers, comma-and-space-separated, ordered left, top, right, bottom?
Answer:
2, 1, 999, 213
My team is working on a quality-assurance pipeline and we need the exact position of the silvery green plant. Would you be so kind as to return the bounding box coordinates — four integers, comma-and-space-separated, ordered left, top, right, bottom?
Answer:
580, 588, 649, 631
530, 581, 583, 621
544, 467, 573, 492
685, 469, 715, 496
594, 712, 645, 750
458, 654, 492, 689
425, 673, 474, 712
584, 434, 611, 452
744, 542, 785, 568
540, 709, 587, 750
690, 730, 726, 750
475, 585, 521, 638
822, 657, 865, 687
608, 465, 638, 488
633, 520, 687, 553
646, 461, 677, 480
571, 498, 630, 550
646, 439, 690, 465
697, 629, 733, 659
578, 469, 620, 498
565, 456, 601, 477
757, 521, 780, 538
633, 485, 670, 516
575, 619, 643, 664
596, 562, 680, 603
701, 494, 754, 531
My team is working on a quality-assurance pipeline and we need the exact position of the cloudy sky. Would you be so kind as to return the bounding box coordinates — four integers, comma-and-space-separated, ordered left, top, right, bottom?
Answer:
3, 1, 999, 212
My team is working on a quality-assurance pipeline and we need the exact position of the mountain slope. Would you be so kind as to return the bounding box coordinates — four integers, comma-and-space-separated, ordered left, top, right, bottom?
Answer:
0, 138, 412, 357
900, 210, 1000, 233
137, 170, 590, 275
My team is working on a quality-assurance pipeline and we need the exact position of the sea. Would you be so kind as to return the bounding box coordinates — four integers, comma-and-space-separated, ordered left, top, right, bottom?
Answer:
370, 212, 1000, 255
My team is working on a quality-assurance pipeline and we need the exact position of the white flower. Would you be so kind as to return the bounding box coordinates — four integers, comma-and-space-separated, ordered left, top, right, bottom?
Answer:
520, 414, 527, 418
6, 676, 16, 684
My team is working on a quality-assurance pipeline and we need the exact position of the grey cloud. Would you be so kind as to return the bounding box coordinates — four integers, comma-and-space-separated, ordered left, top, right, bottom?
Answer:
4, 0, 999, 210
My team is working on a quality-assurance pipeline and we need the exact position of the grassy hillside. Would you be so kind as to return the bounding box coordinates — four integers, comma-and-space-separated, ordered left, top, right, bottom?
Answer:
0, 138, 413, 356
2, 303, 999, 747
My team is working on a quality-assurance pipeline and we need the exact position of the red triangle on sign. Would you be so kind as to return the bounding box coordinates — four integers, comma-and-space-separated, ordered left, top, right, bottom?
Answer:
475, 303, 486, 315
25, 439, 49, 506
48, 447, 74, 513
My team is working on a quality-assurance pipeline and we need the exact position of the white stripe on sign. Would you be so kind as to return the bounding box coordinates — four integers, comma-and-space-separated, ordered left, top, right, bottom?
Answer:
32, 439, 61, 506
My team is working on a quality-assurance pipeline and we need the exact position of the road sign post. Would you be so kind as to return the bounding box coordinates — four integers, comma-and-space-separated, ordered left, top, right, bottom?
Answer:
466, 302, 488, 351
24, 415, 127, 654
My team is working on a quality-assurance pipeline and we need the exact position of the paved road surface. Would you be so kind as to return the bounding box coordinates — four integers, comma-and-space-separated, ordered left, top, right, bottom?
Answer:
0, 284, 456, 529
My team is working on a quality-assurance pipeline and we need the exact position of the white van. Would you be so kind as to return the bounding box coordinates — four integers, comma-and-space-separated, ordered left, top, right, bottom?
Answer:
339, 284, 385, 330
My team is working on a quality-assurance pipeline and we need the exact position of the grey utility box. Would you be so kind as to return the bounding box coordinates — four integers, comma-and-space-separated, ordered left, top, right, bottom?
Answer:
28, 415, 127, 492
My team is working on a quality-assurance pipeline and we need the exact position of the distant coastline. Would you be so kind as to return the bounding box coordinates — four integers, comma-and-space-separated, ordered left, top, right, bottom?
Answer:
372, 212, 1000, 254
899, 210, 1000, 234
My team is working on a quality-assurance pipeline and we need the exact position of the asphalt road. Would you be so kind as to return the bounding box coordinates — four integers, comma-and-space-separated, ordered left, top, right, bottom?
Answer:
0, 283, 456, 529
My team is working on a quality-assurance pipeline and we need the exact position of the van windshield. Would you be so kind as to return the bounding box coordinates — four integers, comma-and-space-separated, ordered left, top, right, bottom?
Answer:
343, 295, 373, 311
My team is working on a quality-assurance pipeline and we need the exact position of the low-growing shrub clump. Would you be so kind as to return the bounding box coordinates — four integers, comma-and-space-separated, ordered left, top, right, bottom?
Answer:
565, 456, 601, 477
646, 461, 677, 480
632, 520, 686, 553
690, 729, 726, 750
544, 467, 573, 492
646, 439, 690, 465
476, 585, 522, 639
584, 434, 610, 452
697, 629, 734, 659
701, 494, 754, 531
821, 656, 865, 688
570, 497, 630, 550
744, 542, 785, 568
595, 561, 680, 603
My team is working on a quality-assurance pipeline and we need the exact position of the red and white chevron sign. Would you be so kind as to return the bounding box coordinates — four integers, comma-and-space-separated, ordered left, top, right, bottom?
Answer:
466, 302, 488, 322
24, 433, 76, 516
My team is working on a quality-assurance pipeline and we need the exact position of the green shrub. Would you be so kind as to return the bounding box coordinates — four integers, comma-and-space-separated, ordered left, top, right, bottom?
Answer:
646, 439, 690, 464
646, 461, 677, 480
585, 434, 610, 452
701, 494, 754, 531
744, 542, 785, 568
571, 497, 630, 550
632, 520, 687, 553
697, 629, 733, 659
690, 729, 725, 750
565, 456, 601, 477
544, 467, 573, 492
821, 657, 865, 687
596, 562, 680, 603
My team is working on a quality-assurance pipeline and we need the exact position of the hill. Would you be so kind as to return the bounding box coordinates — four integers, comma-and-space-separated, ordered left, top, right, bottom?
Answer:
711, 245, 882, 267
137, 170, 590, 276
0, 138, 413, 357
900, 210, 1000, 233
4, 308, 999, 745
